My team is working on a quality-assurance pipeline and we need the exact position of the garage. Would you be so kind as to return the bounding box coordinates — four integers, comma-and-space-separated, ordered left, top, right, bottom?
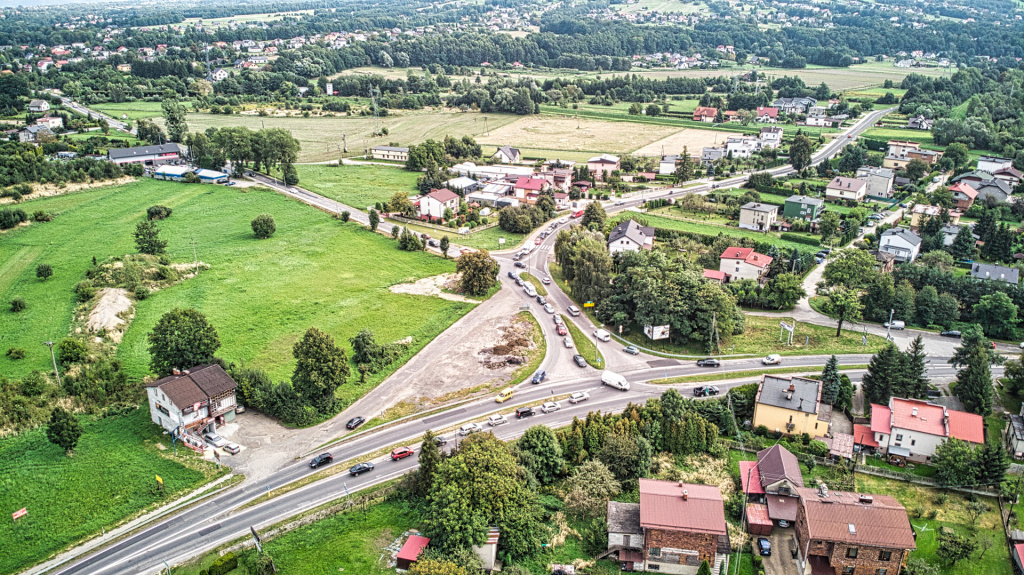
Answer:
746, 503, 773, 536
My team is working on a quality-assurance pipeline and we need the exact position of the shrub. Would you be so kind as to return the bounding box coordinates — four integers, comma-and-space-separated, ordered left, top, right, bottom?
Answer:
807, 439, 830, 457
10, 297, 26, 312
32, 210, 53, 222
155, 265, 177, 281
58, 338, 89, 366
780, 232, 821, 247
754, 425, 769, 437
0, 207, 28, 229
74, 280, 96, 302
340, 211, 351, 222
6, 347, 26, 359
133, 285, 150, 300
251, 214, 276, 239
207, 553, 238, 575
36, 263, 53, 281
147, 205, 173, 220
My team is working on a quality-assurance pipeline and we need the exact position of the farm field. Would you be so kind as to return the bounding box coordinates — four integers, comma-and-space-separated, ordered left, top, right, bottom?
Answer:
476, 114, 679, 156
633, 127, 739, 156
296, 164, 420, 210
0, 408, 225, 574
92, 101, 183, 121
613, 0, 707, 13
863, 126, 938, 147
0, 180, 475, 406
180, 9, 314, 27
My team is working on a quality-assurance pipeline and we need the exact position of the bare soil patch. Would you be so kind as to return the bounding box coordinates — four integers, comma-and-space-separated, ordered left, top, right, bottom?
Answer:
478, 115, 677, 154
86, 288, 133, 343
633, 127, 737, 156
481, 314, 537, 369
388, 273, 478, 303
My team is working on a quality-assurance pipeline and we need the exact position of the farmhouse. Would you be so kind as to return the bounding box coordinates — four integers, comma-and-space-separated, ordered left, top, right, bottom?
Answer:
419, 188, 460, 219
145, 364, 239, 434
783, 195, 823, 222
608, 219, 655, 254
719, 247, 773, 282
692, 106, 718, 122
949, 182, 978, 210
883, 141, 942, 169
210, 68, 229, 82
752, 375, 830, 437
28, 99, 50, 113
906, 115, 933, 130
492, 145, 521, 164
970, 262, 1019, 285
18, 124, 53, 143
587, 154, 620, 179
756, 107, 779, 122
855, 166, 894, 198
636, 479, 731, 574
738, 202, 778, 231
824, 177, 867, 202
878, 228, 921, 263
701, 146, 727, 164
606, 501, 644, 570
870, 397, 985, 464
36, 115, 64, 130
108, 143, 182, 166
370, 145, 409, 162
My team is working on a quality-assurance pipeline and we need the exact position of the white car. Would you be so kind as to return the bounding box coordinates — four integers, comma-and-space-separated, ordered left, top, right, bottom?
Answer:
564, 336, 574, 348
543, 303, 555, 314
762, 354, 782, 365
569, 391, 590, 404
542, 277, 552, 285
487, 414, 507, 427
458, 423, 483, 436
541, 401, 561, 413
594, 329, 611, 342
559, 217, 569, 225
204, 433, 228, 448
554, 314, 565, 325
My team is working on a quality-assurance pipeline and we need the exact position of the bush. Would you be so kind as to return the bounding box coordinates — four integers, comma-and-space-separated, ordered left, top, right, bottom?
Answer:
147, 205, 173, 220
0, 207, 28, 229
340, 210, 351, 222
251, 214, 276, 239
58, 338, 89, 366
807, 439, 830, 457
10, 297, 26, 312
36, 263, 53, 281
32, 210, 53, 222
6, 347, 26, 359
207, 553, 238, 575
155, 265, 177, 281
133, 285, 150, 300
74, 280, 96, 302
780, 232, 820, 247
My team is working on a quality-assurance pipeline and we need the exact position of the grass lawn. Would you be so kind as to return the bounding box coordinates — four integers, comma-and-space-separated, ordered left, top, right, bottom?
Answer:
650, 364, 869, 385
860, 455, 938, 478
0, 408, 225, 574
388, 218, 529, 251
563, 315, 604, 369
611, 212, 819, 253
296, 163, 420, 210
63, 132, 143, 145
1, 180, 476, 411
863, 126, 937, 147
92, 101, 187, 121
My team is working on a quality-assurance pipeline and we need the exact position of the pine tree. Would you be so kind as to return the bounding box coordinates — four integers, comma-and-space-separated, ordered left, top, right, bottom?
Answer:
956, 344, 994, 416
975, 210, 996, 246
862, 343, 905, 406
417, 429, 443, 497
902, 336, 930, 399
950, 226, 976, 261
821, 355, 841, 405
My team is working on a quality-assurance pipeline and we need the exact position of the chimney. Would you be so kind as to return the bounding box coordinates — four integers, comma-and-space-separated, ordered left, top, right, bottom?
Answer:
786, 392, 794, 400
682, 490, 689, 501
819, 483, 829, 498
859, 495, 874, 505
183, 370, 190, 375
911, 407, 918, 417
799, 398, 804, 410
788, 383, 796, 392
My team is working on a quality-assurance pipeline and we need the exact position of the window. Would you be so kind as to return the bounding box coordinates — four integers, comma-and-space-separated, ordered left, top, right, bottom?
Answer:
876, 570, 888, 575
895, 434, 903, 441
647, 565, 660, 571
843, 567, 855, 575
879, 550, 892, 561
649, 548, 661, 558
911, 439, 916, 446
846, 547, 858, 559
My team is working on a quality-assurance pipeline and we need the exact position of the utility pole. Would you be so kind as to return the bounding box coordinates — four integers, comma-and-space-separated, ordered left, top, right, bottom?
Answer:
191, 236, 198, 274
43, 341, 61, 388
885, 308, 894, 341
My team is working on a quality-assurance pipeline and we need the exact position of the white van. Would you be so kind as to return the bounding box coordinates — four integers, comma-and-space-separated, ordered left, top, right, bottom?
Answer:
594, 329, 611, 342
524, 283, 537, 298
601, 370, 630, 391
884, 320, 906, 330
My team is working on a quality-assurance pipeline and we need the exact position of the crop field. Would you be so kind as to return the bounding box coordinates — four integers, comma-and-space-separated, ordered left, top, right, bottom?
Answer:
0, 408, 225, 574
92, 101, 182, 121
476, 115, 679, 155
0, 180, 474, 400
863, 126, 937, 146
296, 164, 420, 210
176, 9, 314, 27
613, 0, 707, 14
633, 127, 739, 156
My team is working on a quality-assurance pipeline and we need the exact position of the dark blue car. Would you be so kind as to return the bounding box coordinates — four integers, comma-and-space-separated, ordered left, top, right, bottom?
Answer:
531, 370, 547, 384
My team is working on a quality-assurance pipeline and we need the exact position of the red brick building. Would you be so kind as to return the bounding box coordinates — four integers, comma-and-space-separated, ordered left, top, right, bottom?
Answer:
639, 479, 731, 574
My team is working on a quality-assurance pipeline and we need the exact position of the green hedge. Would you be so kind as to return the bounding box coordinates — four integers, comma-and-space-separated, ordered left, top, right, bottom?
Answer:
779, 233, 820, 247
202, 553, 238, 575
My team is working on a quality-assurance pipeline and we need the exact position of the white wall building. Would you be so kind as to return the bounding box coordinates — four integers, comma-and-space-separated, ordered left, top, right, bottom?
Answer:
145, 364, 238, 434
870, 397, 985, 464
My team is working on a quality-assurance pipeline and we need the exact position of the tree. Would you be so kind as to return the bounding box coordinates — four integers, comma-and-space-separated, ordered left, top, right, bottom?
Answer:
581, 202, 607, 230
46, 407, 84, 455
36, 263, 53, 281
820, 249, 877, 288
862, 343, 905, 406
456, 250, 498, 295
369, 209, 380, 232
944, 143, 970, 169
417, 429, 443, 497
956, 343, 994, 416
905, 158, 929, 181
817, 212, 842, 245
134, 220, 167, 255
251, 214, 276, 239
936, 531, 975, 566
949, 325, 993, 368
147, 308, 221, 376
517, 425, 565, 485
58, 338, 89, 366
902, 336, 930, 399
915, 285, 939, 326
789, 135, 813, 170
563, 459, 621, 518
932, 438, 978, 487
291, 327, 350, 412
437, 235, 450, 258
399, 227, 425, 251
388, 192, 415, 216
762, 273, 805, 309
819, 286, 863, 336
973, 292, 1018, 339
696, 560, 712, 575
821, 355, 841, 405
161, 99, 189, 143
934, 292, 961, 328
976, 440, 1008, 486
892, 280, 916, 323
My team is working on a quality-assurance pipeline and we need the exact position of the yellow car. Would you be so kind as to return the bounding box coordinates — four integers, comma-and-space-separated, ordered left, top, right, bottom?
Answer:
495, 389, 514, 403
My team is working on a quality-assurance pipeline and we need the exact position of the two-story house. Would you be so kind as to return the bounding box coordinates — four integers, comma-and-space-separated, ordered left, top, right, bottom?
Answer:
970, 262, 1020, 285
419, 188, 461, 220
719, 247, 773, 282
28, 99, 50, 113
739, 202, 778, 231
759, 126, 783, 149
660, 155, 680, 175
493, 145, 521, 164
607, 501, 644, 570
756, 107, 779, 123
909, 204, 961, 231
870, 397, 985, 464
772, 97, 817, 114
638, 479, 731, 574
587, 154, 620, 180
878, 228, 921, 263
784, 195, 824, 222
753, 375, 831, 437
513, 177, 549, 202
145, 364, 239, 434
948, 182, 978, 210
825, 177, 867, 203
883, 141, 942, 170
608, 219, 655, 254
692, 106, 718, 122
371, 146, 409, 162
951, 171, 1014, 203
740, 445, 805, 527
855, 166, 895, 198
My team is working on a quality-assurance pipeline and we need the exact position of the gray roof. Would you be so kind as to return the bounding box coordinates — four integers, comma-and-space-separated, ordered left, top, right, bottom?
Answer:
973, 179, 1013, 197
23, 124, 52, 134
757, 375, 822, 416
741, 202, 778, 214
495, 145, 520, 159
108, 143, 181, 160
970, 263, 1020, 285
1009, 414, 1024, 442
881, 227, 922, 246
608, 219, 654, 247
785, 195, 823, 208
856, 166, 894, 178
371, 145, 409, 152
661, 155, 680, 162
606, 501, 641, 535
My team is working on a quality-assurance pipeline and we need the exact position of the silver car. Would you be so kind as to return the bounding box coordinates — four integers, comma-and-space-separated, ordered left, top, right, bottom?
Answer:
204, 433, 228, 448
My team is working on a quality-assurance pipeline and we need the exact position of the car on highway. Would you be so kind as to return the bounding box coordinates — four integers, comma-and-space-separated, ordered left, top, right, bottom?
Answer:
564, 336, 574, 348
391, 447, 414, 461
536, 295, 547, 305
567, 305, 581, 317
542, 277, 552, 285
762, 354, 781, 365
569, 391, 590, 404
757, 537, 771, 556
434, 435, 449, 446
350, 462, 375, 476
309, 453, 334, 468
223, 443, 241, 455
495, 389, 514, 403
940, 330, 962, 338
556, 324, 568, 336
532, 370, 547, 384
204, 433, 228, 448
516, 407, 535, 419
696, 358, 721, 367
559, 217, 569, 225
693, 386, 720, 397
458, 423, 482, 436
346, 416, 365, 430
623, 346, 640, 355
544, 303, 555, 314
554, 314, 565, 325
514, 261, 526, 268
573, 355, 588, 367
488, 414, 508, 427
541, 401, 561, 413
507, 271, 517, 279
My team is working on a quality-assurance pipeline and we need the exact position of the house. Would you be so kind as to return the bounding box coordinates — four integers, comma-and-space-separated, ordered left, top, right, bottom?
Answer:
370, 145, 409, 162
719, 247, 773, 282
395, 535, 429, 570
753, 375, 831, 437
513, 177, 548, 200
144, 364, 239, 434
950, 173, 1014, 203
855, 166, 895, 198
784, 195, 824, 222
909, 204, 961, 230
28, 99, 50, 113
824, 177, 867, 202
804, 115, 842, 128
949, 182, 978, 210
725, 136, 760, 159
701, 146, 727, 164
637, 478, 731, 574
419, 188, 460, 219
738, 202, 778, 231
878, 228, 921, 263
692, 106, 718, 122
941, 224, 963, 246
970, 262, 1020, 285
739, 445, 804, 526
210, 68, 229, 82
723, 110, 740, 123
108, 143, 182, 166
759, 126, 783, 149
607, 501, 644, 570
18, 124, 53, 143
1004, 409, 1024, 459
587, 154, 620, 179
995, 166, 1024, 187
772, 97, 816, 114
883, 141, 942, 169
906, 115, 933, 130
659, 155, 679, 175
703, 269, 726, 284
977, 155, 1014, 174
445, 176, 480, 194
795, 486, 916, 575
870, 397, 985, 464
492, 146, 521, 164
37, 115, 64, 130
608, 219, 655, 254
756, 107, 779, 122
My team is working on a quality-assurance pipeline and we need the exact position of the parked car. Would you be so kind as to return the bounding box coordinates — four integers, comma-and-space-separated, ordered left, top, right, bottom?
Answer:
427, 239, 440, 247
556, 324, 568, 336
536, 295, 547, 305
569, 391, 590, 404
544, 303, 555, 314
535, 238, 542, 245
234, 404, 246, 414
940, 330, 962, 338
884, 321, 906, 330
594, 329, 611, 342
777, 519, 791, 528
507, 271, 517, 279
487, 414, 508, 427
573, 355, 588, 367
204, 433, 228, 448
532, 370, 547, 384
350, 462, 375, 476
541, 401, 561, 413
696, 358, 720, 367
567, 305, 581, 317
346, 416, 365, 430
514, 261, 526, 268
564, 336, 574, 348
223, 443, 241, 455
693, 385, 721, 397
623, 346, 640, 355
458, 423, 482, 436
762, 354, 782, 365
515, 277, 524, 286
815, 256, 825, 264
925, 389, 942, 398
495, 389, 514, 403
516, 407, 535, 419
391, 447, 414, 461
309, 453, 333, 468
757, 537, 771, 556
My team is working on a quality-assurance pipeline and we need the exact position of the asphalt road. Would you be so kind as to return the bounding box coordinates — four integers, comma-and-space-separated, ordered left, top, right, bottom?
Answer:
57, 96, 130, 133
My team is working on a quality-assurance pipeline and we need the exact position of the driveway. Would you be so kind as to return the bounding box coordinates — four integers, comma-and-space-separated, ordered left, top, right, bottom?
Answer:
761, 528, 802, 575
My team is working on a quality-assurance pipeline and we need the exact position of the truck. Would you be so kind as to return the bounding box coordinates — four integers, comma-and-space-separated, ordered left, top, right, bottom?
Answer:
601, 370, 630, 391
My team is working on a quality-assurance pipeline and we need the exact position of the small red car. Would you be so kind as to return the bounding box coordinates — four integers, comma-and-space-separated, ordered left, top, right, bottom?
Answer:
556, 324, 568, 336
391, 446, 414, 461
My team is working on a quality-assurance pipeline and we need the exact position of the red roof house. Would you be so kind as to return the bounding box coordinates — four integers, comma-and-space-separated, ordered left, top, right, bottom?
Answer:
756, 107, 780, 121
719, 247, 773, 282
636, 479, 731, 572
870, 397, 985, 463
949, 182, 978, 210
692, 106, 718, 122
703, 269, 727, 284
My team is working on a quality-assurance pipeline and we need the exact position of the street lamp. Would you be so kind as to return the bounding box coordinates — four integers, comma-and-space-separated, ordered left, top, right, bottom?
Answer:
43, 341, 61, 388
885, 308, 894, 341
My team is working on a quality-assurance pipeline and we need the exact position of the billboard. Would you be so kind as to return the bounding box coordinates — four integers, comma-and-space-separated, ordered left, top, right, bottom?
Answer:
644, 325, 670, 340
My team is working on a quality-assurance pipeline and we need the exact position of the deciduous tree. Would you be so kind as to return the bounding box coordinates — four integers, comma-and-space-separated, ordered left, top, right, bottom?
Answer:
932, 438, 978, 487
439, 236, 450, 258
517, 425, 565, 486
819, 286, 863, 336
789, 135, 813, 170
456, 250, 498, 295
251, 214, 276, 239
820, 249, 877, 289
46, 407, 84, 455
134, 220, 167, 255
581, 202, 607, 230
147, 308, 221, 376
36, 263, 52, 281
417, 429, 443, 498
291, 327, 350, 412
563, 459, 621, 518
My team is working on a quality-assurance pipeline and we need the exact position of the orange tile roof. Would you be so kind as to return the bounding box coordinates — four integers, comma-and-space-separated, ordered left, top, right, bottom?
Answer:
948, 409, 985, 444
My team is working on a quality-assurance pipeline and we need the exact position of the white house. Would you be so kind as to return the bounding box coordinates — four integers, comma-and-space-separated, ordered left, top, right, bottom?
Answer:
211, 68, 230, 82
145, 364, 239, 434
977, 155, 1014, 174
371, 146, 409, 162
37, 115, 64, 130
738, 202, 778, 231
701, 146, 727, 164
878, 228, 921, 263
824, 176, 867, 202
587, 154, 620, 180
608, 219, 655, 254
855, 166, 895, 198
719, 247, 773, 282
870, 397, 984, 464
759, 126, 783, 148
419, 188, 460, 219
18, 124, 53, 143
493, 146, 521, 164
725, 136, 759, 159
659, 155, 679, 175
28, 99, 50, 113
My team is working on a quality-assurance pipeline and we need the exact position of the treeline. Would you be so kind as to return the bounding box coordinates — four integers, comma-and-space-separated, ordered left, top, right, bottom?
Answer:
183, 126, 301, 181
0, 142, 132, 188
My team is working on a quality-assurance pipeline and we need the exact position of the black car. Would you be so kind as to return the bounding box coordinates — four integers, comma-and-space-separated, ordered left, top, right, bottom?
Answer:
536, 295, 547, 305
350, 462, 375, 476
926, 389, 942, 398
532, 370, 547, 384
434, 435, 449, 446
514, 261, 526, 268
693, 385, 720, 397
309, 453, 333, 468
573, 354, 588, 367
757, 537, 771, 556
940, 330, 962, 338
696, 358, 720, 367
346, 416, 365, 430
516, 407, 535, 419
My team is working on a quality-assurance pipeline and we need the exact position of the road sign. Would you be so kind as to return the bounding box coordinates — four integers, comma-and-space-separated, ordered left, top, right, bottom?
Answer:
12, 508, 26, 521
779, 321, 794, 333
584, 301, 595, 308
498, 238, 505, 245
155, 475, 163, 485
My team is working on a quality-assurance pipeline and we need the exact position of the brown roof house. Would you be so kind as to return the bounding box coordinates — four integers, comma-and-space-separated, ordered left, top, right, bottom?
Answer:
145, 364, 239, 434
739, 445, 805, 526
795, 485, 916, 575
637, 478, 731, 574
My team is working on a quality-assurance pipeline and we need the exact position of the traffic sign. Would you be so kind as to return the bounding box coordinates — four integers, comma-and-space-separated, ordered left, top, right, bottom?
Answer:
584, 301, 595, 308
155, 475, 163, 485
12, 508, 26, 521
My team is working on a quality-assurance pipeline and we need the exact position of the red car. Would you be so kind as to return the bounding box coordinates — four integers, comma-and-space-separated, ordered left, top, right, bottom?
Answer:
535, 238, 542, 245
556, 324, 568, 336
391, 446, 414, 461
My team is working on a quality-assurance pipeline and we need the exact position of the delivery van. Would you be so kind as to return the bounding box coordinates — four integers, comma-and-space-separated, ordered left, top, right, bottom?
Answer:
601, 370, 630, 391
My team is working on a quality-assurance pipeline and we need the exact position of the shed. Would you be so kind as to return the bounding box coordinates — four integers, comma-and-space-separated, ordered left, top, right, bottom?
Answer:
154, 165, 191, 181
473, 528, 500, 572
395, 534, 429, 570
745, 503, 773, 535
195, 169, 228, 183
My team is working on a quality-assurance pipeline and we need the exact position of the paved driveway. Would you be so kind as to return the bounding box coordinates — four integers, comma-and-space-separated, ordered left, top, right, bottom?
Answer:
761, 528, 802, 575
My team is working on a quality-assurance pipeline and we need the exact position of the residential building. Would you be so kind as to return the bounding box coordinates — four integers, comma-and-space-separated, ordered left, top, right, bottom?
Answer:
795, 486, 916, 575
419, 188, 460, 219
608, 219, 655, 253
855, 166, 895, 198
941, 224, 963, 246
759, 126, 783, 148
587, 154, 620, 180
804, 115, 842, 128
493, 145, 521, 164
701, 146, 727, 164
607, 500, 644, 570
739, 445, 804, 526
145, 364, 239, 433
738, 202, 778, 231
108, 143, 182, 166
637, 478, 731, 574
692, 106, 718, 122
756, 107, 779, 122
909, 204, 961, 230
870, 397, 985, 464
27, 99, 50, 113
883, 140, 942, 169
970, 262, 1020, 285
513, 177, 548, 200
772, 97, 817, 114
753, 375, 831, 437
719, 247, 773, 282
210, 68, 229, 82
949, 182, 978, 210
824, 177, 867, 202
18, 124, 53, 143
370, 145, 409, 162
906, 115, 933, 130
703, 269, 726, 284
659, 155, 679, 175
1005, 409, 1024, 459
951, 171, 1015, 203
995, 166, 1023, 187
37, 115, 63, 130
783, 195, 824, 222
725, 136, 759, 159
977, 155, 1014, 173
878, 228, 922, 263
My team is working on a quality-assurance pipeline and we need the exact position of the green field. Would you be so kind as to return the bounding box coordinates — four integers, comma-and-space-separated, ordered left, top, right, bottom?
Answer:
863, 126, 937, 147
296, 164, 420, 210
388, 217, 529, 251
613, 212, 819, 252
0, 408, 225, 574
92, 101, 187, 121
0, 180, 474, 402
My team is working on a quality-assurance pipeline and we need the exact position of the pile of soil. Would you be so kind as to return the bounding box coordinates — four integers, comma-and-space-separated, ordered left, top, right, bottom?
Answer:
481, 316, 536, 369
